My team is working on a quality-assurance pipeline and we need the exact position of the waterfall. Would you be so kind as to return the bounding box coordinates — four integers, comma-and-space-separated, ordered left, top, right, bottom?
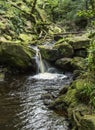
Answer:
30, 46, 58, 74
38, 52, 45, 73
34, 47, 45, 73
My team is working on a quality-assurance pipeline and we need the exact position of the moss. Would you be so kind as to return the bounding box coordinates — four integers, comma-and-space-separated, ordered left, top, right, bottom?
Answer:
63, 88, 77, 106
71, 57, 86, 70
68, 36, 90, 49
54, 42, 74, 57
55, 57, 86, 72
0, 43, 36, 71
55, 38, 66, 45
79, 115, 95, 130
38, 45, 59, 61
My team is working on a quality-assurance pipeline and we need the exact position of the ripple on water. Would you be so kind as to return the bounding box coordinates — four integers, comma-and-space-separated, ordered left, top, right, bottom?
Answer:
0, 72, 72, 130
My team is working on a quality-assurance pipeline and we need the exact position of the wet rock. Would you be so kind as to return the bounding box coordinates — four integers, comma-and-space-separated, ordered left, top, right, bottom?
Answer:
41, 93, 54, 100
0, 43, 36, 72
38, 45, 59, 61
55, 57, 86, 72
48, 99, 68, 116
59, 85, 69, 95
39, 41, 74, 61
55, 58, 72, 71
43, 99, 53, 106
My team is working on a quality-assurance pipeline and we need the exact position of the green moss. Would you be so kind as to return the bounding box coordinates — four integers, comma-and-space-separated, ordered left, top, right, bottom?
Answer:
38, 45, 59, 61
55, 38, 66, 45
79, 115, 95, 130
54, 42, 74, 57
68, 36, 90, 49
0, 43, 35, 70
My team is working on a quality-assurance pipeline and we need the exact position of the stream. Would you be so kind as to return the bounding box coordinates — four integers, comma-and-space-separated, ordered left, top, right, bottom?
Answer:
0, 48, 73, 130
0, 72, 72, 130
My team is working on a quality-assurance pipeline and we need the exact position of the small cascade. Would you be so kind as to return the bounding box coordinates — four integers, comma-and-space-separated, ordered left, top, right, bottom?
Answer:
38, 52, 45, 73
34, 46, 45, 73
30, 46, 68, 81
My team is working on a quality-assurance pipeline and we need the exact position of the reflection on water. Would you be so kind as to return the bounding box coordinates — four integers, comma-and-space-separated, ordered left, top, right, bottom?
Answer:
0, 73, 72, 130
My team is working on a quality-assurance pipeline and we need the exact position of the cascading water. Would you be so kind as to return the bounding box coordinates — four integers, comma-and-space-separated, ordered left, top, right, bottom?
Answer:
32, 46, 68, 80
34, 47, 46, 73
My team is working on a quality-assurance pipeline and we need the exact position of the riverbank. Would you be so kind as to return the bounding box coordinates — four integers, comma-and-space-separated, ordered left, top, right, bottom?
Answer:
47, 35, 95, 130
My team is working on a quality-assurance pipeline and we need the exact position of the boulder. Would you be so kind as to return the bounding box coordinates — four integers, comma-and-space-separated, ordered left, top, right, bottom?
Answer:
0, 43, 36, 72
74, 49, 87, 58
71, 57, 86, 71
38, 45, 59, 61
39, 42, 74, 61
55, 57, 86, 72
68, 36, 90, 50
53, 42, 74, 58
55, 58, 72, 71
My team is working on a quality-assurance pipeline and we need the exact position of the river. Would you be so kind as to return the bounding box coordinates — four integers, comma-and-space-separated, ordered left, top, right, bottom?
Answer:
0, 71, 72, 130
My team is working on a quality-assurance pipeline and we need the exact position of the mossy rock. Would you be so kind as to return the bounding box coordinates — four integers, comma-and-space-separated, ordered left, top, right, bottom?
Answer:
79, 115, 95, 130
55, 58, 72, 71
59, 85, 69, 95
55, 57, 86, 72
71, 57, 86, 70
68, 36, 90, 50
0, 43, 36, 72
38, 45, 59, 61
74, 49, 87, 58
54, 38, 66, 44
49, 88, 77, 113
53, 42, 74, 58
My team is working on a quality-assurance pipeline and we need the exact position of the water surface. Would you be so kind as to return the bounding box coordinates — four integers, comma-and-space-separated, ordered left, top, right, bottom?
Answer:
0, 72, 72, 130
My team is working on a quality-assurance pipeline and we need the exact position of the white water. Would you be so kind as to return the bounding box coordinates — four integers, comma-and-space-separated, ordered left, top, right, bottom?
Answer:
33, 46, 45, 73
29, 46, 68, 81
30, 72, 67, 80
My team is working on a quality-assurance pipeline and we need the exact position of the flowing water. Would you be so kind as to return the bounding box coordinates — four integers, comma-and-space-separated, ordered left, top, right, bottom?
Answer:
0, 48, 73, 130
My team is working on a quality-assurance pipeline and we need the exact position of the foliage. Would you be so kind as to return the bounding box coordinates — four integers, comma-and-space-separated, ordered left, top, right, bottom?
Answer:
77, 0, 95, 27
87, 40, 95, 72
75, 78, 95, 109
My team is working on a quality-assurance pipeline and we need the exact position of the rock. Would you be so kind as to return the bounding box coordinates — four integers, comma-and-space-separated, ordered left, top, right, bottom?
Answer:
41, 93, 54, 100
71, 57, 86, 71
54, 42, 74, 58
59, 85, 69, 95
74, 49, 87, 58
55, 58, 72, 71
73, 70, 82, 79
55, 57, 86, 72
39, 42, 74, 61
0, 43, 36, 73
48, 99, 68, 116
68, 36, 90, 50
38, 45, 59, 61
43, 99, 53, 106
